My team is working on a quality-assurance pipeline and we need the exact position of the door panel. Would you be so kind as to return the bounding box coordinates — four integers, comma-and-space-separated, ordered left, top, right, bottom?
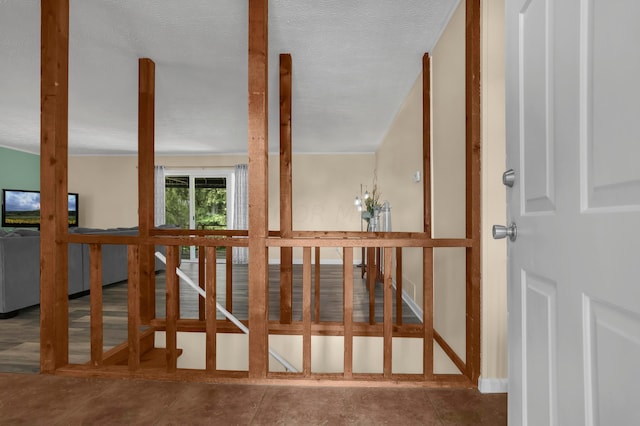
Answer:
520, 0, 555, 214
523, 272, 558, 425
581, 0, 640, 210
506, 0, 640, 424
583, 298, 640, 424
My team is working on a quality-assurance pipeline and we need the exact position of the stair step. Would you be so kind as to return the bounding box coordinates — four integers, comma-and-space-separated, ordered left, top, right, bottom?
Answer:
113, 347, 184, 368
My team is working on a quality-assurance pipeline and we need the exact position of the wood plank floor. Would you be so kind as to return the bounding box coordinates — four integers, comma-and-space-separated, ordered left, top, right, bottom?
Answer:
0, 263, 419, 373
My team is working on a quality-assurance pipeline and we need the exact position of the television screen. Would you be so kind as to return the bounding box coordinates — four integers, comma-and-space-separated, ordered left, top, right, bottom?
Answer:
1, 189, 79, 228
68, 193, 79, 227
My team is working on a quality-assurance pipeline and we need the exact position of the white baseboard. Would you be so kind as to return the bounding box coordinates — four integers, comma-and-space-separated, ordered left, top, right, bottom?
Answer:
478, 377, 508, 394
396, 283, 423, 322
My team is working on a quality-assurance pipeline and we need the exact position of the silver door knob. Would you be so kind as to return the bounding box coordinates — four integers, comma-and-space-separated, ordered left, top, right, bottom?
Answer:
492, 223, 517, 241
502, 169, 515, 187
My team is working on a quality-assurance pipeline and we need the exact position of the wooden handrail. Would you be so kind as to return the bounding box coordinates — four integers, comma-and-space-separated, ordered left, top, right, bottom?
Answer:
267, 238, 472, 248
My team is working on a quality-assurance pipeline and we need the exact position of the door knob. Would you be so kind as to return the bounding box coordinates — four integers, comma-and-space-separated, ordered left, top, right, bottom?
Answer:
492, 223, 517, 241
502, 169, 515, 187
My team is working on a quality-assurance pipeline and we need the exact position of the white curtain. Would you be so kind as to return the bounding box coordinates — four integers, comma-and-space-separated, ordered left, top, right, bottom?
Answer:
231, 164, 248, 264
154, 165, 166, 226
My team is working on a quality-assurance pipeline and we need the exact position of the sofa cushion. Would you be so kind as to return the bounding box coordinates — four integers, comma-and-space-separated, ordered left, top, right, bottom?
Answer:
69, 227, 103, 234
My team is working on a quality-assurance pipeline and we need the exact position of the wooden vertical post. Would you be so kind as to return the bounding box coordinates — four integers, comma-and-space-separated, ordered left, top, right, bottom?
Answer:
40, 0, 70, 373
423, 53, 432, 237
247, 0, 269, 379
127, 245, 141, 371
422, 52, 434, 380
465, 0, 482, 386
279, 53, 293, 324
138, 58, 156, 323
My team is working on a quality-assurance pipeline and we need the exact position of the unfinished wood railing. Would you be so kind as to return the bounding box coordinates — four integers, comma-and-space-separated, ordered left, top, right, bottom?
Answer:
40, 0, 480, 387
59, 229, 475, 387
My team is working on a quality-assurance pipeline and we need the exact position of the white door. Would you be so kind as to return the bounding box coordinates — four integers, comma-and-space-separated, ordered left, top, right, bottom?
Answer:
505, 0, 640, 424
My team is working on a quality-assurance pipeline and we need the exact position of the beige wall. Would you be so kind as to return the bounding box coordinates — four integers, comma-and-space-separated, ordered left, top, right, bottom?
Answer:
430, 0, 468, 363
374, 69, 424, 304
481, 0, 507, 380
68, 156, 139, 228
375, 0, 507, 381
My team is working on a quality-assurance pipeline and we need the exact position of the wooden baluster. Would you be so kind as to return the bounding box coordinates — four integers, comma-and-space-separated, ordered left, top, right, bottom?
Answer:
205, 246, 217, 373
303, 247, 312, 376
367, 247, 376, 324
166, 245, 179, 372
127, 245, 140, 371
423, 247, 434, 380
383, 248, 393, 378
376, 247, 382, 281
314, 247, 321, 323
198, 246, 206, 321
226, 246, 233, 316
395, 247, 403, 326
279, 53, 293, 325
343, 247, 353, 379
90, 244, 103, 367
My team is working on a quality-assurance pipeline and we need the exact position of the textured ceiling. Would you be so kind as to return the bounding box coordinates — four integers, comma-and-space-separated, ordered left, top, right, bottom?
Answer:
0, 0, 458, 155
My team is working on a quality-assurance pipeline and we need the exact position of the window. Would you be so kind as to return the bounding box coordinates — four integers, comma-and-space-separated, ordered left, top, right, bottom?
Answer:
164, 169, 233, 261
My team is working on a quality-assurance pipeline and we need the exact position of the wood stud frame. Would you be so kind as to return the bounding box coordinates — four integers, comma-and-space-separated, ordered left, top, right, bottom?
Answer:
39, 0, 481, 388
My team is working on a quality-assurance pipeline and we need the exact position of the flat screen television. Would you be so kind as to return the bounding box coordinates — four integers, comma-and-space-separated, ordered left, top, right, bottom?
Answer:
1, 189, 79, 228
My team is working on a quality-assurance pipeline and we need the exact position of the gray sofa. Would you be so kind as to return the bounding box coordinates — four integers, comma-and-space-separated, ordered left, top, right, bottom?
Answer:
0, 227, 166, 318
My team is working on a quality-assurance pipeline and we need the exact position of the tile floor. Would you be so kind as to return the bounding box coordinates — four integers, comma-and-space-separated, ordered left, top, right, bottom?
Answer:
0, 373, 507, 425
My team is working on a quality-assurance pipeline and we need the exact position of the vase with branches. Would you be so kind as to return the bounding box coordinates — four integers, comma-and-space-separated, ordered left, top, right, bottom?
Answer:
361, 184, 382, 230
